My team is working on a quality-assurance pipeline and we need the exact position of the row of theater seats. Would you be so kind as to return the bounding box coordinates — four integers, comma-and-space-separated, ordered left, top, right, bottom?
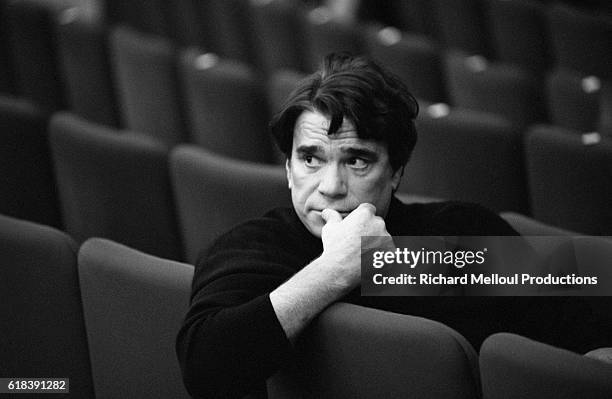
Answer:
2, 97, 611, 269
1, 0, 611, 137
2, 212, 612, 399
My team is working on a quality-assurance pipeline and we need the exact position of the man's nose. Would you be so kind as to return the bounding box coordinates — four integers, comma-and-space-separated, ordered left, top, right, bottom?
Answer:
317, 165, 347, 198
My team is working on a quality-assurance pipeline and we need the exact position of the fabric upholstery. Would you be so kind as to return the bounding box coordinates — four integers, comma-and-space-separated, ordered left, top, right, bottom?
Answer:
179, 49, 274, 163
268, 302, 480, 399
110, 25, 186, 145
480, 333, 612, 399
444, 50, 546, 128
0, 96, 61, 227
49, 112, 183, 260
0, 214, 94, 398
365, 27, 446, 102
78, 238, 193, 399
55, 10, 120, 126
525, 124, 612, 235
400, 104, 529, 213
170, 144, 290, 263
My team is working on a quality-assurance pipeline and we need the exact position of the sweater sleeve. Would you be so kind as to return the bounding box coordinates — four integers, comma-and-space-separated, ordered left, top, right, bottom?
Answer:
176, 218, 309, 398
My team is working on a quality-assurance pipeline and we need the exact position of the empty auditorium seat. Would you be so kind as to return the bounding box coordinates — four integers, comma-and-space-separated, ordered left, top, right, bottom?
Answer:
55, 7, 119, 126
302, 6, 365, 72
0, 214, 94, 398
444, 51, 546, 127
49, 112, 183, 260
0, 0, 16, 94
194, 0, 254, 65
546, 68, 602, 132
480, 333, 612, 399
525, 125, 612, 235
4, 0, 72, 110
268, 302, 480, 399
365, 26, 446, 102
110, 25, 187, 145
394, 0, 437, 39
486, 0, 550, 73
547, 3, 612, 79
599, 81, 612, 136
400, 103, 529, 213
247, 0, 307, 74
170, 144, 290, 263
266, 69, 307, 115
102, 0, 168, 37
432, 0, 490, 56
0, 96, 62, 227
179, 49, 274, 163
78, 238, 193, 399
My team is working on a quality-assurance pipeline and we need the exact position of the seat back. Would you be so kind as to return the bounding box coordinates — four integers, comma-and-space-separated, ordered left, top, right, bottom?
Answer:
78, 238, 193, 399
546, 68, 602, 132
268, 302, 480, 399
480, 333, 612, 399
179, 49, 274, 163
400, 104, 529, 213
365, 26, 446, 102
4, 0, 71, 110
247, 0, 306, 74
525, 125, 612, 235
486, 0, 550, 73
49, 112, 183, 260
0, 96, 62, 227
0, 214, 94, 398
547, 4, 612, 79
110, 25, 186, 145
170, 144, 290, 263
444, 50, 546, 128
55, 9, 120, 126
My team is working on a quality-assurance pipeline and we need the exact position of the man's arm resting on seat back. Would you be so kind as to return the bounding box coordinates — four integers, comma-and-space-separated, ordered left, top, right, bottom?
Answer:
271, 203, 392, 340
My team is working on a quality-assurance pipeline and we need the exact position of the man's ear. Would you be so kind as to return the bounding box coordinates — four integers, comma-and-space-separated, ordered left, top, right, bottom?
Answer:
285, 158, 293, 189
391, 166, 404, 192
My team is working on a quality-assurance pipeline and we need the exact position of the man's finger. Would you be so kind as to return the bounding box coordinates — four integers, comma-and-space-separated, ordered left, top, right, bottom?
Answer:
355, 203, 376, 215
321, 208, 342, 223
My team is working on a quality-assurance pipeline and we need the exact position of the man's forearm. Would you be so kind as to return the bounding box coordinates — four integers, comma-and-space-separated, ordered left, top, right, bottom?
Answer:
270, 254, 356, 341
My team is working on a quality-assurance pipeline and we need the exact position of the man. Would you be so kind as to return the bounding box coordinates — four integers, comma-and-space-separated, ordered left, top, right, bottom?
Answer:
177, 53, 608, 399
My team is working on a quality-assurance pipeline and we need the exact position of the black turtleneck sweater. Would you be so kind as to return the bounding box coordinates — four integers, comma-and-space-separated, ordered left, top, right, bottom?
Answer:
176, 198, 607, 399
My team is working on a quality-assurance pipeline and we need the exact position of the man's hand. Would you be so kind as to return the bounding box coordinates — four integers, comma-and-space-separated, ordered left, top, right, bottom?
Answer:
270, 203, 392, 341
319, 203, 392, 290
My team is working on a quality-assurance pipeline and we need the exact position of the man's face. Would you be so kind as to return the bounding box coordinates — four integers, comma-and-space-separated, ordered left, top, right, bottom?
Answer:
286, 110, 402, 237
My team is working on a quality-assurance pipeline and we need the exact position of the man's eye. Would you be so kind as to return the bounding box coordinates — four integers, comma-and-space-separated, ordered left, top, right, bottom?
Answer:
347, 157, 369, 169
303, 155, 321, 167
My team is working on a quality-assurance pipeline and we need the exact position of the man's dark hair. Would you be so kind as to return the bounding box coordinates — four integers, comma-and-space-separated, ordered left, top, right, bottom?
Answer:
270, 52, 419, 172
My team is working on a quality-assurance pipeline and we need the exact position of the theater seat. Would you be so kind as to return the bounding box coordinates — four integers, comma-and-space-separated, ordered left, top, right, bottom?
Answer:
547, 3, 612, 79
179, 49, 274, 163
49, 112, 183, 260
0, 214, 94, 398
444, 51, 546, 128
55, 8, 120, 126
110, 25, 186, 145
170, 144, 290, 263
247, 0, 306, 74
0, 96, 62, 228
78, 238, 193, 399
303, 6, 365, 72
486, 0, 550, 73
400, 103, 529, 214
268, 302, 480, 399
546, 68, 602, 132
480, 333, 612, 399
365, 26, 446, 102
525, 125, 612, 235
4, 0, 71, 110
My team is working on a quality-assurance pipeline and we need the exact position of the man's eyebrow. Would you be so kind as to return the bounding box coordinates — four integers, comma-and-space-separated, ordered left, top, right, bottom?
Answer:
295, 145, 323, 155
341, 146, 380, 159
